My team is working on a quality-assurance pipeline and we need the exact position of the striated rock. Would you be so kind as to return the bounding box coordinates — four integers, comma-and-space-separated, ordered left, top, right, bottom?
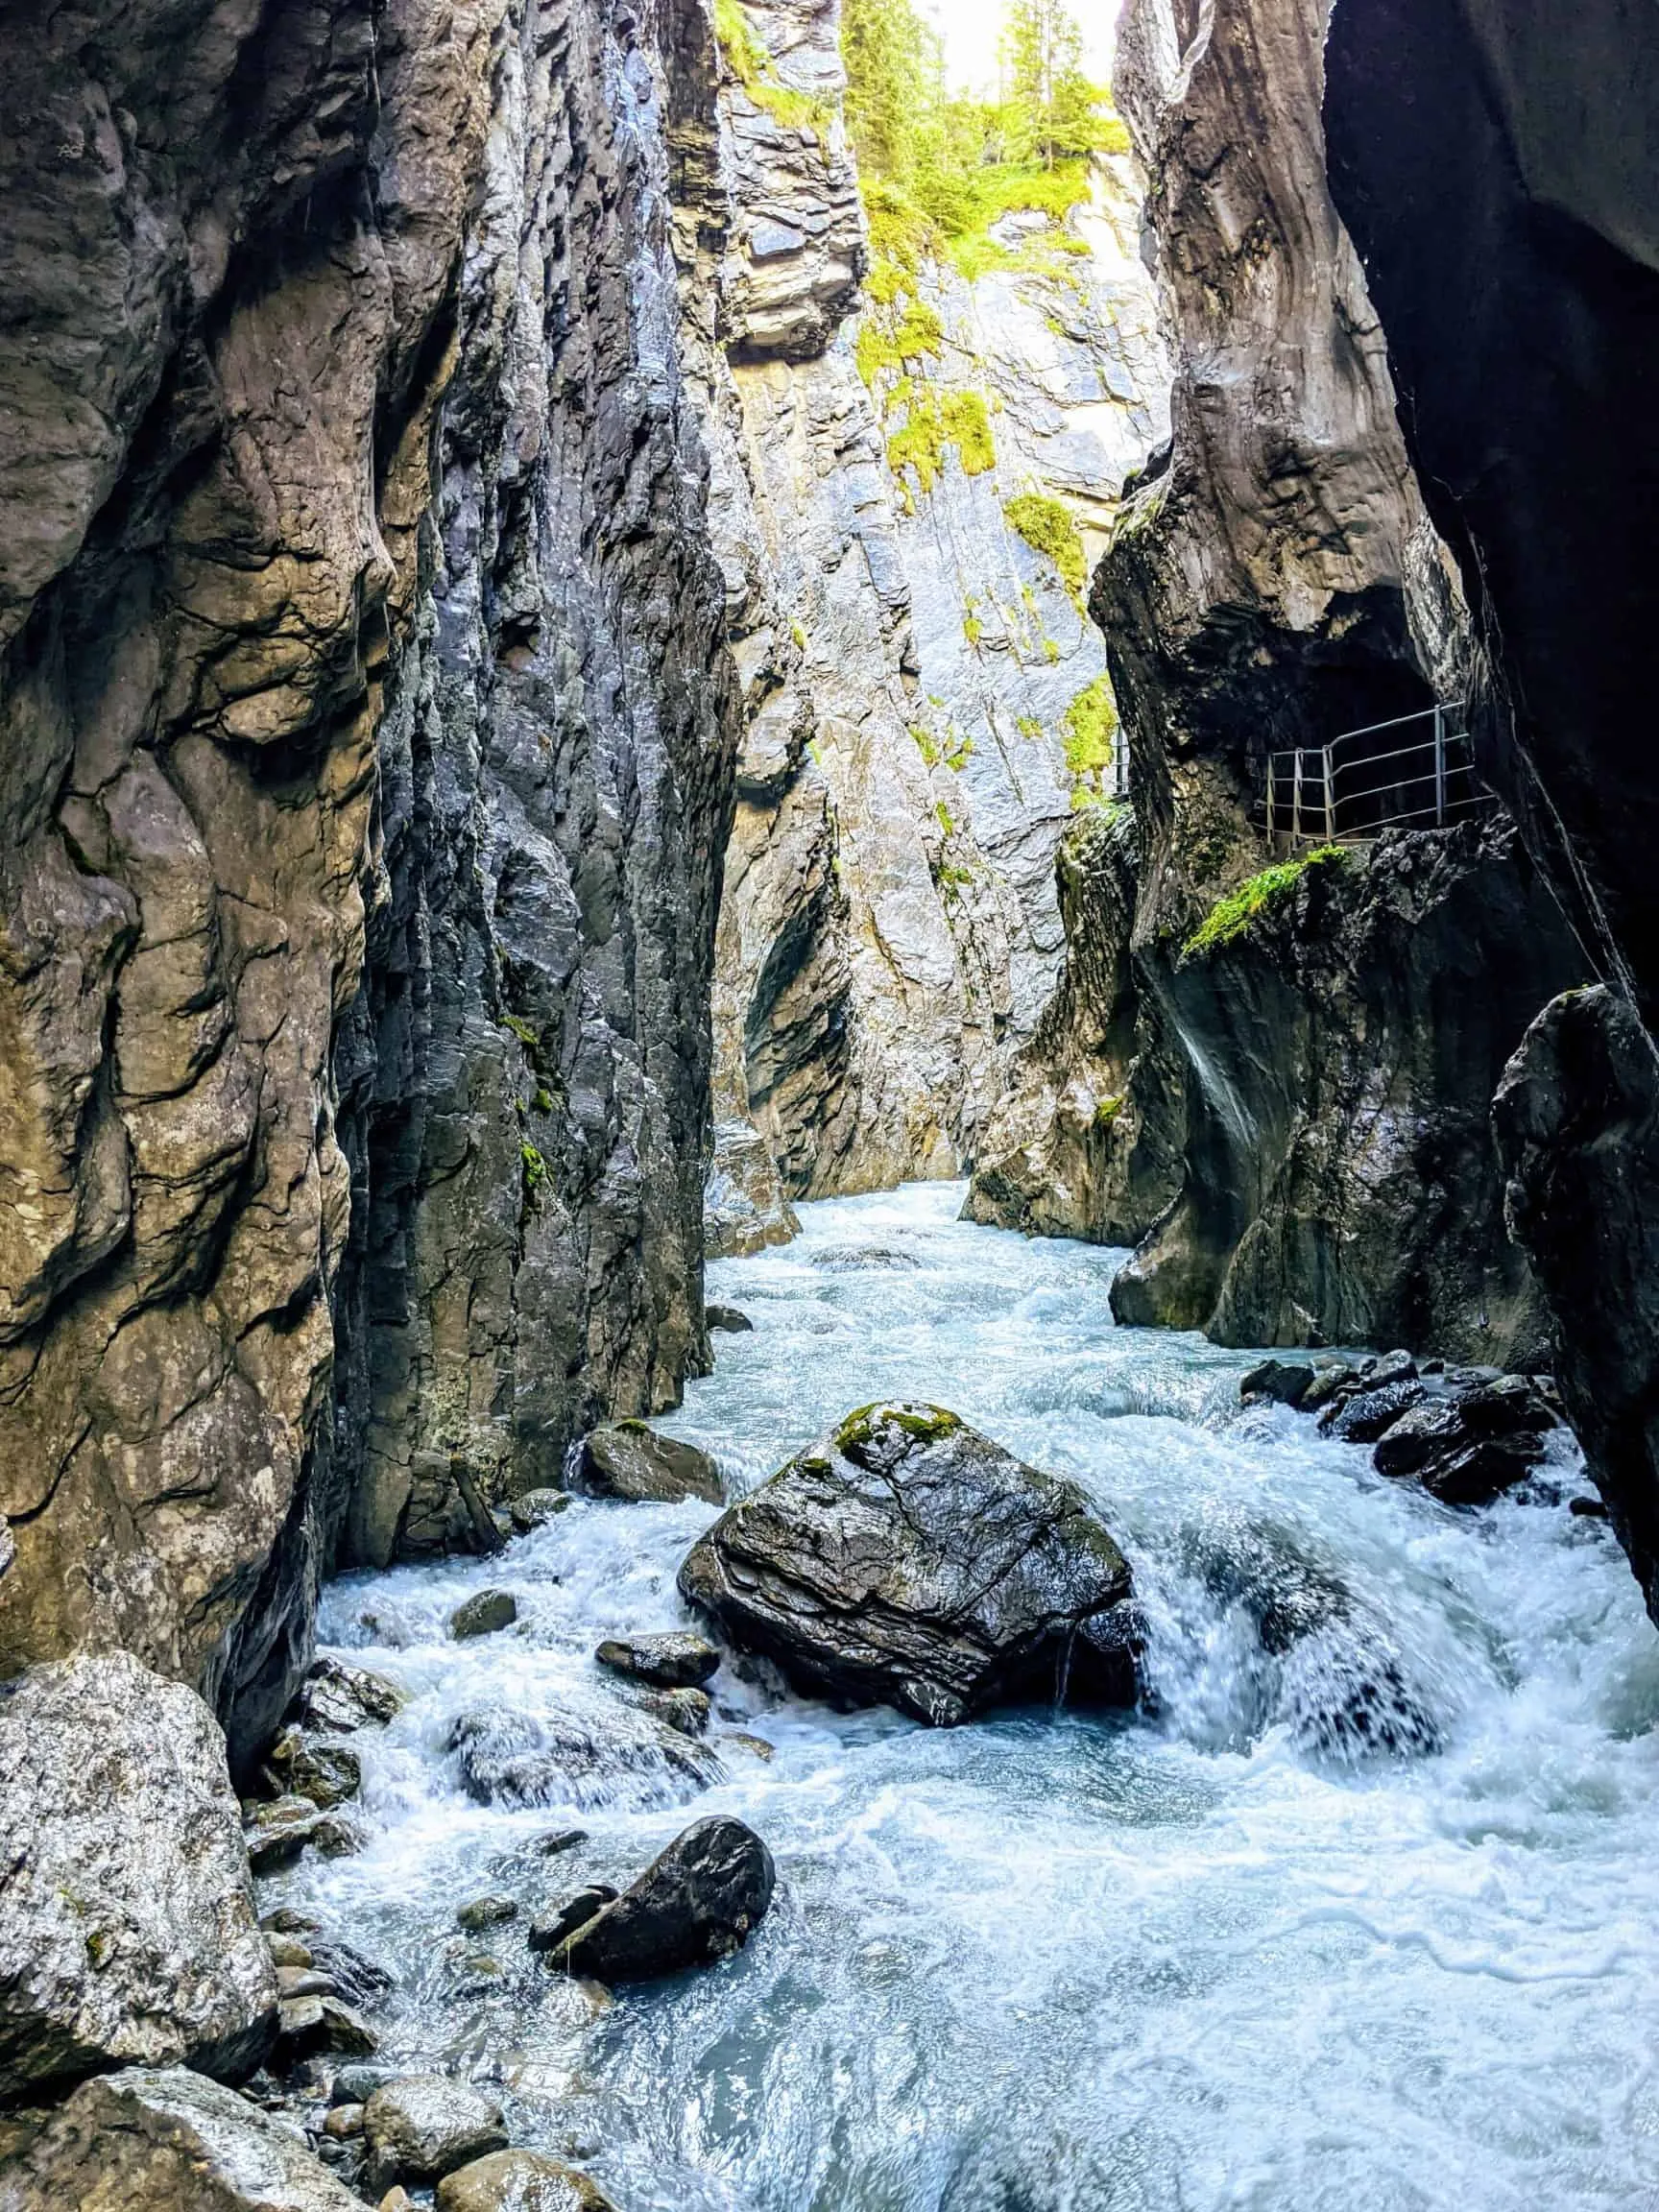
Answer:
438, 2151, 617, 2212
448, 1700, 722, 1814
594, 1632, 721, 1690
274, 1994, 379, 2065
0, 0, 737, 1762
679, 1401, 1137, 1725
292, 1659, 404, 1737
704, 1120, 802, 1260
966, 807, 1181, 1245
1064, 0, 1584, 1360
574, 1426, 725, 1506
0, 1652, 276, 2099
450, 1591, 518, 1642
0, 2067, 361, 2212
307, 1938, 396, 2015
693, 0, 1171, 1211
548, 1816, 775, 1983
363, 2078, 509, 2193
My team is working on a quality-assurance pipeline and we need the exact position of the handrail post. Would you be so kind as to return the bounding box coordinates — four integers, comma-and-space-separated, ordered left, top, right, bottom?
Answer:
1324, 744, 1334, 843
1292, 751, 1303, 845
1266, 754, 1276, 841
1433, 704, 1446, 827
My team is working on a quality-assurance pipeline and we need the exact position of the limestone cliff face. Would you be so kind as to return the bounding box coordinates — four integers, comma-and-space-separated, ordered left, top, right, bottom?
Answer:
1323, 0, 1659, 1608
690, 11, 1170, 1217
0, 0, 736, 1760
971, 0, 1582, 1360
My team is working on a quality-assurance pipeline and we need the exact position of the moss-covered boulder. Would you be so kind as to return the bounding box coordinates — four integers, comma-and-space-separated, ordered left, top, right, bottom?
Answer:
677, 1402, 1138, 1725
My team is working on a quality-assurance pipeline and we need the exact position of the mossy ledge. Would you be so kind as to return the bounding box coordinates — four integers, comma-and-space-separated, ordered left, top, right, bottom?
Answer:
1181, 845, 1348, 960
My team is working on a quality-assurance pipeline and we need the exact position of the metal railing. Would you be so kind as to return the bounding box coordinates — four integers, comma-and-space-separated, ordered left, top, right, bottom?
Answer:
1263, 703, 1496, 848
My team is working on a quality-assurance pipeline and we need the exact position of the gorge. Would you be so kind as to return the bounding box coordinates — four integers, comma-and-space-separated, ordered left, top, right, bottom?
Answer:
1, 0, 1657, 2204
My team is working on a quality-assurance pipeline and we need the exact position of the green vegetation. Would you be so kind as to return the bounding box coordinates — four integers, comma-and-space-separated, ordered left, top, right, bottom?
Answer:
834, 1402, 964, 1455
885, 386, 997, 492
520, 1141, 548, 1203
1094, 1093, 1123, 1125
500, 1013, 540, 1052
962, 612, 984, 647
1004, 492, 1087, 607
1016, 713, 1044, 741
1062, 673, 1118, 793
1182, 846, 1348, 960
715, 0, 833, 135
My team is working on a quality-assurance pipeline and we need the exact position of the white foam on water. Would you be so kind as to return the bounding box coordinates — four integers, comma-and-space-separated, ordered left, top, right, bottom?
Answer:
276, 1183, 1659, 2211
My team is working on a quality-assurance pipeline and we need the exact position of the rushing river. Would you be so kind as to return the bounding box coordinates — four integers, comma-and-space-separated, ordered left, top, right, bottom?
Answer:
278, 1184, 1659, 2210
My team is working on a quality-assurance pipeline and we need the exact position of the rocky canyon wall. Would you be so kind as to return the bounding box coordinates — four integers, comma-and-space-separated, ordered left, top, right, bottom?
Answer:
969, 0, 1584, 1362
692, 6, 1171, 1233
0, 0, 736, 1760
1324, 0, 1659, 1611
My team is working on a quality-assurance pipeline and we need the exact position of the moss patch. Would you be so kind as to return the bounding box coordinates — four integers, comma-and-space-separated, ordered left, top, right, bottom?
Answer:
833, 1402, 964, 1455
1062, 674, 1119, 792
1182, 845, 1348, 959
1004, 493, 1087, 608
715, 0, 833, 137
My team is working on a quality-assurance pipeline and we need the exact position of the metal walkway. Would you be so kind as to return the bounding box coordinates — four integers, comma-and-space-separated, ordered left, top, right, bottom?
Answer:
1264, 703, 1496, 848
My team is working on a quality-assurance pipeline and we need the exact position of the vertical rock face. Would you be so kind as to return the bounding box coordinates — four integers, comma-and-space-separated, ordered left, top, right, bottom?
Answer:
994, 0, 1582, 1353
1323, 0, 1659, 1604
688, 3, 1171, 1211
0, 0, 735, 1760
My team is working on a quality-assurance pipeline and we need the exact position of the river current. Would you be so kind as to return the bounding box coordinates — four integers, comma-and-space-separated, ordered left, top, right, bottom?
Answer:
280, 1183, 1659, 2210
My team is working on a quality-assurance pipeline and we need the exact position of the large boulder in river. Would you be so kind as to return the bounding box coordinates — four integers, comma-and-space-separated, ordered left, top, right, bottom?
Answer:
548, 1815, 775, 1983
0, 2065, 359, 2211
0, 1651, 277, 2099
678, 1403, 1137, 1725
574, 1423, 724, 1504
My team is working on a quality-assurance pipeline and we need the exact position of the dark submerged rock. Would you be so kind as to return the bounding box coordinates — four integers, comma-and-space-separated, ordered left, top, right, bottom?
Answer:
594, 1631, 721, 1690
260, 1727, 363, 1811
679, 1401, 1137, 1725
0, 1652, 277, 2100
548, 1816, 775, 1984
456, 1895, 518, 1934
244, 1796, 361, 1875
527, 1887, 620, 1955
1238, 1358, 1315, 1407
1318, 1377, 1427, 1443
450, 1589, 518, 1640
574, 1425, 725, 1505
707, 1304, 755, 1334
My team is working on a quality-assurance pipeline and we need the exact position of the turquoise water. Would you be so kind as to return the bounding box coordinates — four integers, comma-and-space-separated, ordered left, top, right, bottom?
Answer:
280, 1184, 1659, 2211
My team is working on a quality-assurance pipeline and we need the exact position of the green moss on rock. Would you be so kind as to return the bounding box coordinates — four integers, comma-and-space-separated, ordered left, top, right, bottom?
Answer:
833, 1403, 964, 1455
1182, 845, 1348, 960
1004, 493, 1087, 607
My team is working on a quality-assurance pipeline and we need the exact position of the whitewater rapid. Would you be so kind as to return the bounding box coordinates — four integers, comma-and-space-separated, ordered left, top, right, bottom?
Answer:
276, 1183, 1659, 2210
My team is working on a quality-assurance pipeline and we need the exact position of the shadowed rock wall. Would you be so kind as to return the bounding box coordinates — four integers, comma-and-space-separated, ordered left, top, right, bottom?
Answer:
1324, 0, 1659, 1609
0, 0, 736, 1762
984, 0, 1584, 1358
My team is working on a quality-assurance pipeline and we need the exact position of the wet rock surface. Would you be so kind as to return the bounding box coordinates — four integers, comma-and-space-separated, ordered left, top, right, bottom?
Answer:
362, 2077, 509, 2192
437, 2152, 618, 2212
575, 1427, 725, 1506
450, 1592, 519, 1642
680, 1401, 1137, 1724
0, 0, 736, 1760
0, 2066, 362, 2211
448, 1701, 722, 1815
0, 1652, 276, 2099
547, 1816, 776, 1984
595, 1632, 721, 1690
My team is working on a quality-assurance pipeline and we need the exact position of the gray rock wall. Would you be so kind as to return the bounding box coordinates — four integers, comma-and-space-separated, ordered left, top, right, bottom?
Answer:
0, 0, 736, 1763
692, 1, 1171, 1206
